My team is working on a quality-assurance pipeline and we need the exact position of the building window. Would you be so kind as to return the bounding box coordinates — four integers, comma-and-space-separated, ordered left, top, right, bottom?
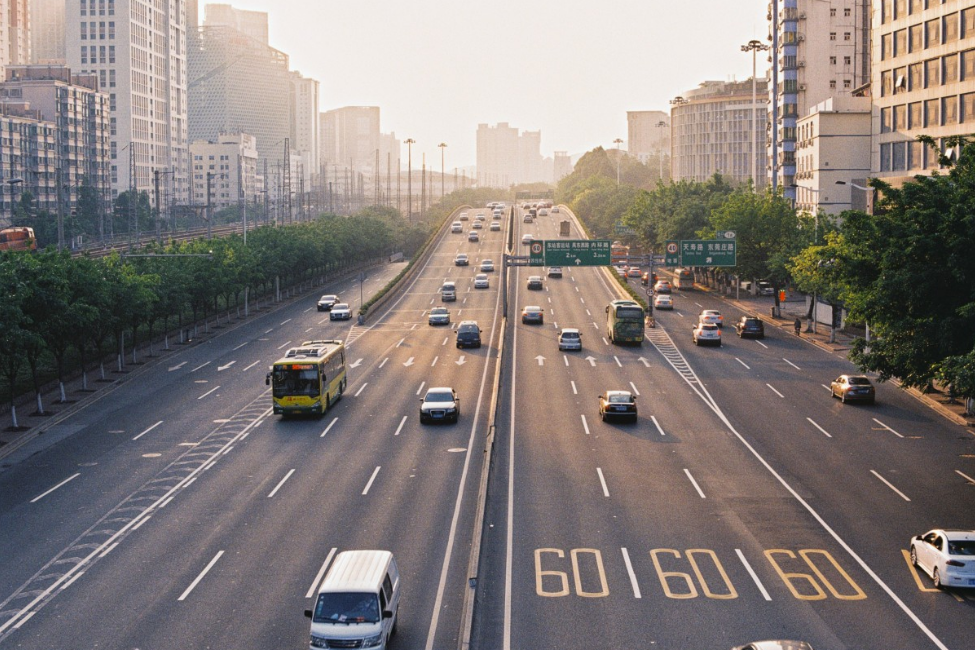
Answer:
844, 32, 851, 41
844, 79, 852, 89
909, 24, 923, 52
895, 0, 906, 19
895, 29, 907, 56
882, 69, 893, 96
830, 8, 837, 17
962, 93, 975, 123
964, 8, 975, 38
945, 13, 959, 43
909, 101, 923, 128
830, 55, 837, 65
894, 104, 907, 130
909, 0, 923, 15
963, 50, 975, 80
881, 107, 892, 133
909, 140, 924, 170
81, 46, 88, 64
893, 141, 907, 171
880, 143, 892, 171
881, 33, 891, 60
926, 58, 940, 86
943, 96, 958, 125
844, 56, 852, 65
925, 98, 941, 126
926, 19, 941, 47
830, 80, 837, 89
894, 67, 907, 93
830, 32, 837, 41
844, 8, 851, 17
944, 54, 959, 84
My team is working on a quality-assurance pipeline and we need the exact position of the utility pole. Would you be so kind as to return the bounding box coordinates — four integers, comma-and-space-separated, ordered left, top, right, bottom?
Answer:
405, 139, 415, 223
206, 171, 213, 239
421, 154, 426, 218
283, 138, 292, 223
154, 169, 162, 245
396, 157, 401, 215
264, 159, 270, 224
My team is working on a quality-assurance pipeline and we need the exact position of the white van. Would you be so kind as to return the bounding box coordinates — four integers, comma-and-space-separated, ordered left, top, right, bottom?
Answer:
441, 281, 457, 302
305, 550, 400, 650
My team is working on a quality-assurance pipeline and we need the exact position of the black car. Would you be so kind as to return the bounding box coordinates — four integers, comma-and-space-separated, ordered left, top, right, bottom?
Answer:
598, 390, 638, 422
455, 320, 482, 348
735, 316, 765, 339
317, 294, 338, 311
527, 275, 544, 290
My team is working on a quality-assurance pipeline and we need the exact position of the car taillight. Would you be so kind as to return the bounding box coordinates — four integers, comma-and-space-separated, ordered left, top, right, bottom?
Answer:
946, 559, 966, 567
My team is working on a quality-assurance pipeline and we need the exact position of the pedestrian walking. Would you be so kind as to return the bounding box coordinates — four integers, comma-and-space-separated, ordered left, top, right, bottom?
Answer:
794, 317, 802, 336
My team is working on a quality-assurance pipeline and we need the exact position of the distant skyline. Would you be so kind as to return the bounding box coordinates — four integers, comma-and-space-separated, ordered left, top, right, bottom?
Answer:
203, 0, 769, 172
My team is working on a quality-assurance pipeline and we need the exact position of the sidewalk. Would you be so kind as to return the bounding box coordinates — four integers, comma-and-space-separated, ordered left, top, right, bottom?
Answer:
695, 282, 975, 429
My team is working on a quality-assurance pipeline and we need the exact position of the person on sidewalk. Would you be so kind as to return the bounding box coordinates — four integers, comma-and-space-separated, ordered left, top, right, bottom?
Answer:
794, 318, 802, 336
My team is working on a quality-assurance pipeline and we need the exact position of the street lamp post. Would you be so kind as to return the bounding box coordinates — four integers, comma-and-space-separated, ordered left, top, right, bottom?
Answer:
741, 39, 770, 189
438, 142, 447, 201
655, 121, 668, 182
613, 138, 624, 186
405, 138, 415, 223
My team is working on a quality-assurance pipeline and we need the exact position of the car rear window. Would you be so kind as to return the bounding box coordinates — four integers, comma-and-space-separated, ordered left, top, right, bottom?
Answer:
848, 377, 871, 385
608, 395, 631, 403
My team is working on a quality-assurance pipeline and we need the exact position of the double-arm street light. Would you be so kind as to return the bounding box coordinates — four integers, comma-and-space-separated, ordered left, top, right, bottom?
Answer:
405, 138, 415, 223
613, 138, 624, 186
741, 39, 770, 189
438, 142, 447, 200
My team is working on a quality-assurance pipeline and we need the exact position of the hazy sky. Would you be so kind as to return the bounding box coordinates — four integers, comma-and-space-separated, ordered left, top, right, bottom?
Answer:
203, 0, 770, 170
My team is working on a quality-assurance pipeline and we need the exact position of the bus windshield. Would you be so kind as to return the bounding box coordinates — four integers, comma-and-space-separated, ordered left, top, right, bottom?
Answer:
615, 306, 644, 320
271, 366, 320, 397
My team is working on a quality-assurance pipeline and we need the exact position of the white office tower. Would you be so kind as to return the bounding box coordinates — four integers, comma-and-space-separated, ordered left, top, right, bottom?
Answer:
189, 132, 258, 209
65, 0, 189, 204
1, 0, 31, 71
30, 0, 66, 64
202, 3, 268, 44
290, 71, 319, 186
476, 122, 545, 187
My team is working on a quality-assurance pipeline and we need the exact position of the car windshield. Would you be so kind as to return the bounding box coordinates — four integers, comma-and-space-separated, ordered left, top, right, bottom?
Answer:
948, 540, 975, 555
431, 308, 447, 315
562, 332, 579, 339
608, 394, 631, 403
334, 304, 349, 310
848, 377, 871, 385
312, 592, 380, 624
425, 391, 453, 403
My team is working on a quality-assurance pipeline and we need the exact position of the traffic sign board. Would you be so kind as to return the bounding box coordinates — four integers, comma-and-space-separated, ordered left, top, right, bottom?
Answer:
544, 239, 611, 266
665, 240, 679, 267
529, 241, 544, 266
680, 239, 737, 266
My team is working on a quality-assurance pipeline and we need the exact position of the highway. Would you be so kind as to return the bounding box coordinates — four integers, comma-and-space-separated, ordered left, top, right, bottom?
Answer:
1, 202, 974, 650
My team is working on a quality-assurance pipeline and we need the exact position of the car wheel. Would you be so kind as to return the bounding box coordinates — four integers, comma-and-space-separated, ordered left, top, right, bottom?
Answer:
910, 546, 918, 566
933, 567, 943, 588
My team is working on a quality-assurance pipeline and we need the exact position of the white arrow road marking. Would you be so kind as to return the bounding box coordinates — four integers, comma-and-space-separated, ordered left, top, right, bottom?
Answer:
535, 355, 545, 366
585, 356, 597, 367
168, 361, 187, 371
217, 361, 236, 371
350, 358, 363, 368
403, 357, 415, 367
638, 357, 651, 367
455, 356, 467, 366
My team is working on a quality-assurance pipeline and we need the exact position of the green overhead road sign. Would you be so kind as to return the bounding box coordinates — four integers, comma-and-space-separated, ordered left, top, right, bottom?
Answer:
544, 239, 612, 266
680, 239, 737, 266
529, 240, 545, 266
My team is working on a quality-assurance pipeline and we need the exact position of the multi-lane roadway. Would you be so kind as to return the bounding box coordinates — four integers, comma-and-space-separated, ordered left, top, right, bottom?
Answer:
0, 203, 973, 650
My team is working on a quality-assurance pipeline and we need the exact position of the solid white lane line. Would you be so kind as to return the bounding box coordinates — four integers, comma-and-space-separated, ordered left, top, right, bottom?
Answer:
178, 551, 224, 601
191, 361, 211, 372
629, 382, 640, 396
198, 386, 220, 400
276, 340, 292, 350
807, 418, 833, 438
416, 381, 426, 396
379, 357, 389, 368
30, 473, 81, 503
783, 358, 801, 370
59, 571, 84, 591
581, 414, 590, 435
320, 417, 338, 438
354, 383, 368, 397
736, 549, 772, 600
571, 381, 578, 395
614, 356, 622, 368
651, 415, 666, 436
955, 470, 975, 484
305, 548, 338, 598
621, 548, 642, 598
132, 420, 163, 441
871, 470, 911, 501
100, 542, 119, 558
766, 383, 784, 398
735, 358, 751, 370
243, 360, 261, 371
694, 302, 703, 308
11, 611, 35, 629
596, 468, 610, 497
362, 466, 381, 495
267, 469, 295, 498
872, 418, 904, 438
394, 416, 408, 436
684, 469, 706, 498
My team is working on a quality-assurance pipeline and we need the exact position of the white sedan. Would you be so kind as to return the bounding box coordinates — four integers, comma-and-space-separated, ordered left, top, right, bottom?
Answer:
329, 303, 352, 320
910, 529, 975, 588
699, 309, 724, 327
692, 323, 721, 346
474, 273, 490, 289
653, 294, 674, 310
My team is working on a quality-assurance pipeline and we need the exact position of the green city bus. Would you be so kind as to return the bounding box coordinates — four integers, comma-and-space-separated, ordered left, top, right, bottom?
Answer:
266, 340, 347, 416
606, 300, 645, 345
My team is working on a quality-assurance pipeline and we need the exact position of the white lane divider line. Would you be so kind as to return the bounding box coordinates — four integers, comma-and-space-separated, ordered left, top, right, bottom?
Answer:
807, 418, 833, 438
233, 342, 248, 351
756, 340, 769, 349
431, 355, 439, 367
621, 548, 642, 598
354, 383, 368, 397
379, 357, 389, 368
563, 355, 569, 366
321, 417, 338, 438
955, 469, 975, 484
872, 418, 904, 438
571, 381, 578, 395
191, 361, 211, 372
59, 571, 85, 591
871, 470, 911, 501
305, 548, 338, 598
736, 358, 751, 370
178, 550, 224, 601
267, 469, 295, 498
276, 340, 292, 350
629, 382, 640, 396
766, 384, 784, 398
132, 420, 163, 441
394, 416, 408, 436
198, 386, 220, 400
581, 414, 591, 435
280, 318, 292, 325
30, 473, 81, 503
822, 384, 832, 392
736, 549, 772, 600
651, 415, 666, 436
362, 466, 381, 495
614, 356, 622, 368
684, 469, 706, 498
416, 381, 426, 396
783, 358, 801, 370
397, 338, 405, 348
243, 360, 261, 372
596, 468, 610, 497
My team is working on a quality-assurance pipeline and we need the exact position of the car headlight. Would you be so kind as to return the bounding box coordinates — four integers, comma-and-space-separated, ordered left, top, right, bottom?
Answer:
361, 632, 384, 648
310, 634, 329, 648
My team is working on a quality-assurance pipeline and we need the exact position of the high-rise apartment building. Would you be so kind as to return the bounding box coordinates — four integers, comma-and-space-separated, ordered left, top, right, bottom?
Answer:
768, 0, 869, 199
30, 0, 66, 64
290, 71, 319, 185
188, 23, 291, 183
65, 0, 189, 204
476, 122, 545, 187
189, 132, 258, 209
627, 110, 671, 164
0, 64, 110, 225
671, 79, 769, 187
553, 151, 572, 181
320, 106, 381, 173
202, 3, 269, 44
871, 0, 975, 185
1, 0, 30, 72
